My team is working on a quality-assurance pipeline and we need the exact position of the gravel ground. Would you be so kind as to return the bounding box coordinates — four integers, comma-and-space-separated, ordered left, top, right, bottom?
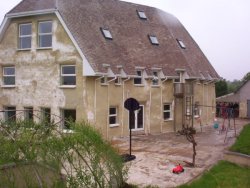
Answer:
112, 118, 250, 188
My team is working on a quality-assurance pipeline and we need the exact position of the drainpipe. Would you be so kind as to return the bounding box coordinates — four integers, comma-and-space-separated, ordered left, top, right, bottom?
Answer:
122, 77, 130, 136
160, 77, 168, 133
106, 76, 117, 140
94, 75, 104, 125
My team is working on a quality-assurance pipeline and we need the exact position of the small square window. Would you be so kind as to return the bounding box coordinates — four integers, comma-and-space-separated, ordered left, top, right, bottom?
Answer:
177, 39, 186, 49
148, 35, 159, 45
38, 21, 52, 48
115, 77, 122, 85
100, 27, 113, 40
137, 10, 147, 20
19, 23, 32, 49
163, 104, 172, 120
100, 76, 108, 85
61, 65, 76, 85
3, 66, 15, 86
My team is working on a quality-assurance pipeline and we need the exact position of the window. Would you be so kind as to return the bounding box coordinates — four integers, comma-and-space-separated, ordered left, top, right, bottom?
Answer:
177, 39, 186, 49
194, 102, 200, 117
115, 77, 122, 85
62, 109, 76, 130
4, 107, 16, 121
61, 65, 76, 85
41, 108, 51, 123
38, 21, 52, 48
100, 76, 108, 85
174, 72, 181, 83
163, 104, 172, 120
137, 10, 147, 20
3, 66, 15, 86
24, 107, 33, 121
148, 35, 159, 45
100, 27, 113, 40
109, 107, 118, 126
134, 70, 143, 85
152, 71, 159, 86
19, 23, 32, 49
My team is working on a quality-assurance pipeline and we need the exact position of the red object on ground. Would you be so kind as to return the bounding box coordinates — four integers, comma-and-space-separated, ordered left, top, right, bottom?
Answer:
172, 164, 184, 174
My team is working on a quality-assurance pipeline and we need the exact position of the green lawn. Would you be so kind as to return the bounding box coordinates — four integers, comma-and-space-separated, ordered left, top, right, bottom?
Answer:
179, 161, 250, 188
230, 124, 250, 155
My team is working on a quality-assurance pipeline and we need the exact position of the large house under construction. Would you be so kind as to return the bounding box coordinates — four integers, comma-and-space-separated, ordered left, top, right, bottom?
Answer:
0, 0, 219, 139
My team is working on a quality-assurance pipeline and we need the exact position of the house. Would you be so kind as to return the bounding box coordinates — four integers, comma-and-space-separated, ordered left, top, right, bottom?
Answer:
0, 0, 219, 139
217, 80, 250, 118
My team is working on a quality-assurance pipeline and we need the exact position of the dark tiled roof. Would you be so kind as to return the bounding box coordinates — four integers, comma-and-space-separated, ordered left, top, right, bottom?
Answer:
8, 0, 219, 78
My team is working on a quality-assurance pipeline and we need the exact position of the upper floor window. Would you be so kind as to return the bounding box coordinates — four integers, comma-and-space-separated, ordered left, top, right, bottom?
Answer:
152, 71, 159, 86
177, 39, 186, 49
148, 35, 159, 45
38, 21, 52, 48
137, 10, 147, 20
3, 66, 15, 86
163, 104, 172, 121
115, 77, 122, 85
100, 27, 113, 40
134, 70, 143, 85
19, 23, 32, 49
61, 65, 76, 86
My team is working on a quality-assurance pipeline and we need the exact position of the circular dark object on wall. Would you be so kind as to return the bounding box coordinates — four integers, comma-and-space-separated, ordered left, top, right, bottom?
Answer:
124, 98, 140, 111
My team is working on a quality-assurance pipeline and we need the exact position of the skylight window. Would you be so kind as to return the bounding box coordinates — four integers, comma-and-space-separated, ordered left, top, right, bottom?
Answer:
148, 35, 159, 45
137, 10, 147, 20
177, 39, 186, 49
100, 27, 113, 40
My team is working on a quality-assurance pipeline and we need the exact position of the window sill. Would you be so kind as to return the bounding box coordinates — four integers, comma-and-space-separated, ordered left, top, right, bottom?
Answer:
17, 48, 31, 51
109, 124, 119, 128
134, 84, 144, 87
101, 83, 109, 86
1, 85, 16, 88
164, 119, 173, 122
59, 85, 76, 89
115, 83, 122, 86
37, 47, 52, 50
62, 129, 74, 134
151, 85, 160, 88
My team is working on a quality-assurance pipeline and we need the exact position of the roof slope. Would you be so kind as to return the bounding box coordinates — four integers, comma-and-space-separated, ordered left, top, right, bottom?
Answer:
8, 0, 219, 79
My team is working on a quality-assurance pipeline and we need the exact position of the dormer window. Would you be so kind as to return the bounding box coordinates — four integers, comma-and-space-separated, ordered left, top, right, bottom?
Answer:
134, 70, 143, 85
152, 71, 159, 86
148, 35, 159, 45
137, 10, 147, 20
100, 27, 113, 40
100, 76, 108, 85
115, 77, 122, 85
177, 39, 186, 49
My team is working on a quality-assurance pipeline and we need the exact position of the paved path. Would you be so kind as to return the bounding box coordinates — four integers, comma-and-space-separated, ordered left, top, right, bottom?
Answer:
112, 118, 250, 188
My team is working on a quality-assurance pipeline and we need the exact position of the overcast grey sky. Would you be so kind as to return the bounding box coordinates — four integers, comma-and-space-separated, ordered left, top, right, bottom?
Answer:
1, 0, 250, 81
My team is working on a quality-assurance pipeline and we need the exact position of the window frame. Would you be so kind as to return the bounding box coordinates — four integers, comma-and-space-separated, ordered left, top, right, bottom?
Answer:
100, 27, 113, 40
148, 35, 159, 45
38, 21, 53, 48
3, 66, 16, 86
4, 106, 16, 122
152, 71, 159, 86
163, 103, 172, 121
24, 107, 33, 121
115, 77, 122, 85
19, 23, 32, 50
137, 10, 147, 20
41, 107, 51, 123
61, 109, 76, 130
109, 107, 119, 127
134, 70, 143, 85
60, 65, 76, 86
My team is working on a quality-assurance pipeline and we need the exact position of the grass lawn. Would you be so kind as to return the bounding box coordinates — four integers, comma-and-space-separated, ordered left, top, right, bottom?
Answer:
230, 124, 250, 155
179, 161, 250, 188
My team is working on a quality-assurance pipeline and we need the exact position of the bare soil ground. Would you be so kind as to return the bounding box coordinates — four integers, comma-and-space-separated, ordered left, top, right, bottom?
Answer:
112, 118, 250, 188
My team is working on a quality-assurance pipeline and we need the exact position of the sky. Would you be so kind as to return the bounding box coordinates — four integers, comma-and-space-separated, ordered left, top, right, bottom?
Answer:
1, 0, 250, 81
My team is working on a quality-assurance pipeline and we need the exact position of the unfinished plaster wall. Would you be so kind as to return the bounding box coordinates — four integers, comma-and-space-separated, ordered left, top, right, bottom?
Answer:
0, 14, 85, 123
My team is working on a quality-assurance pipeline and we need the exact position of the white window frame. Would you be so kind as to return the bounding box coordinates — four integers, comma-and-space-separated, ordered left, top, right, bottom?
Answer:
4, 106, 16, 121
38, 21, 53, 48
163, 103, 172, 121
115, 77, 122, 85
61, 109, 76, 131
134, 70, 144, 85
3, 66, 15, 86
137, 10, 147, 20
100, 27, 113, 40
109, 107, 119, 127
19, 23, 32, 50
60, 65, 76, 86
149, 35, 159, 45
152, 71, 159, 86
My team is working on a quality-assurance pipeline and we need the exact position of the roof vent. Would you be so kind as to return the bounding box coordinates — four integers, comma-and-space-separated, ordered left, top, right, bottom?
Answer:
137, 10, 147, 20
100, 27, 113, 40
148, 35, 159, 45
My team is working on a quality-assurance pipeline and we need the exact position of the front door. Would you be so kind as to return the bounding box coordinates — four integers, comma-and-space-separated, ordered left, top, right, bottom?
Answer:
247, 100, 250, 118
129, 105, 144, 130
